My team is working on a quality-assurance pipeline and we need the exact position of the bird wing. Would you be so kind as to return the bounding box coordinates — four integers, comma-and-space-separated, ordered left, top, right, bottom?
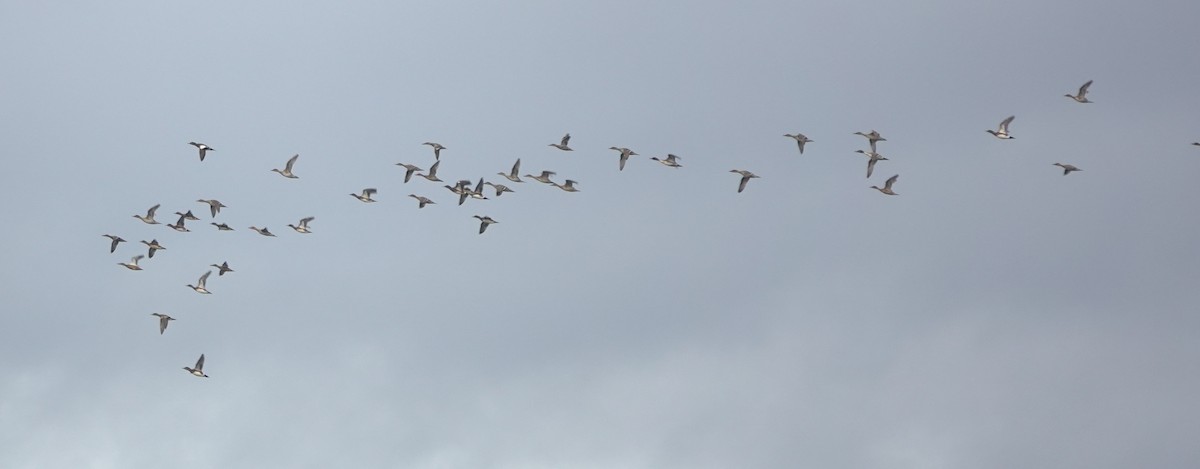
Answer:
199, 270, 211, 286
867, 158, 878, 178
147, 204, 160, 217
999, 116, 1015, 132
738, 175, 750, 193
159, 316, 169, 334
195, 354, 205, 370
885, 174, 899, 189
285, 154, 299, 171
561, 133, 571, 146
428, 160, 440, 176
300, 217, 315, 227
364, 188, 377, 196
1078, 80, 1093, 96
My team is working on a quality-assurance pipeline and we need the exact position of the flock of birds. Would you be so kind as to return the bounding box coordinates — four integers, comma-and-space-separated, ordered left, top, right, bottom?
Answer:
99, 79, 1198, 379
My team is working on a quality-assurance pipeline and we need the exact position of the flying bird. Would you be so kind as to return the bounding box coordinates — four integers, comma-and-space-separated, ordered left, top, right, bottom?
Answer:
526, 170, 557, 184
288, 217, 315, 234
396, 163, 422, 183
730, 169, 759, 193
423, 142, 446, 160
609, 147, 638, 171
174, 210, 200, 221
871, 174, 900, 195
650, 154, 683, 168
151, 313, 175, 335
855, 150, 889, 179
552, 179, 580, 192
102, 234, 125, 253
854, 130, 886, 153
1052, 163, 1082, 175
211, 222, 234, 231
417, 160, 443, 182
987, 116, 1016, 139
271, 154, 300, 179
468, 178, 489, 201
166, 213, 190, 232
499, 159, 523, 183
183, 354, 208, 378
210, 261, 234, 276
197, 199, 226, 218
473, 215, 498, 234
484, 182, 514, 196
141, 239, 165, 258
1065, 80, 1094, 103
249, 226, 276, 237
351, 188, 378, 203
118, 255, 144, 270
133, 204, 161, 224
549, 133, 573, 151
187, 271, 213, 294
188, 142, 213, 161
409, 194, 436, 208
784, 133, 813, 154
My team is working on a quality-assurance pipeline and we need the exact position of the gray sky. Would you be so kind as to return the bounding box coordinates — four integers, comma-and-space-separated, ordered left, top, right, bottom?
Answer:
2, 1, 1199, 468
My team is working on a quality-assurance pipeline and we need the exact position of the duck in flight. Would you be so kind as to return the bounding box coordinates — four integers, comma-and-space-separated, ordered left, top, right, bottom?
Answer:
271, 154, 300, 178
188, 142, 213, 161
730, 169, 759, 193
610, 147, 638, 171
871, 174, 900, 195
549, 133, 573, 151
102, 234, 125, 253
526, 170, 557, 184
473, 215, 498, 234
141, 239, 165, 258
423, 142, 446, 160
1065, 80, 1093, 103
396, 163, 422, 183
133, 204, 161, 224
499, 159, 523, 183
987, 116, 1016, 139
417, 160, 443, 182
784, 133, 813, 154
854, 130, 886, 153
197, 199, 226, 218
650, 154, 682, 168
249, 226, 276, 237
210, 261, 234, 276
167, 213, 190, 232
855, 150, 889, 178
288, 217, 315, 234
552, 179, 580, 192
211, 222, 234, 231
187, 271, 213, 294
151, 313, 175, 335
484, 182, 514, 197
119, 255, 144, 270
351, 188, 378, 203
183, 354, 208, 378
1052, 163, 1082, 175
409, 194, 436, 208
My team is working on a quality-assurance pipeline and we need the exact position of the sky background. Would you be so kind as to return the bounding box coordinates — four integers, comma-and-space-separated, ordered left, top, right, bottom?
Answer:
2, 1, 1199, 468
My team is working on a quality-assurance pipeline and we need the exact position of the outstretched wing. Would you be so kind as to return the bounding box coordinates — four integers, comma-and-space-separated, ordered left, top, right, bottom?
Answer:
999, 115, 1015, 132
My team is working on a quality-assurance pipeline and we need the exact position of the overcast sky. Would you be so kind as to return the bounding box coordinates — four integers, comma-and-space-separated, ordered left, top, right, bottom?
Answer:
2, 1, 1199, 468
